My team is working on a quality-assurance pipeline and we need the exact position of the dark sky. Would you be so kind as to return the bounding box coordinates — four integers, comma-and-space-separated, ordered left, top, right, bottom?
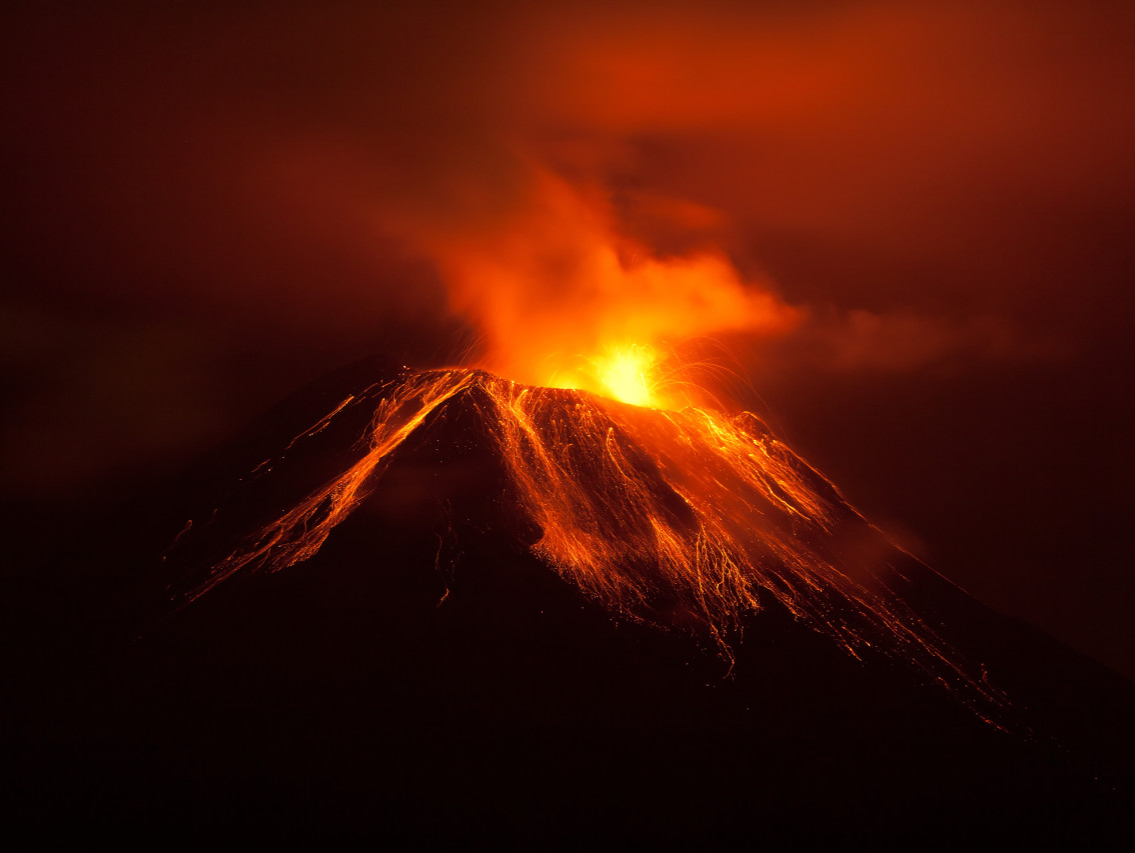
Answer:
3, 1, 1134, 677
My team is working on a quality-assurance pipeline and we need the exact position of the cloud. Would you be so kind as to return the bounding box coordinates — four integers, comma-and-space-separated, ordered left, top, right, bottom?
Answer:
805, 308, 1062, 374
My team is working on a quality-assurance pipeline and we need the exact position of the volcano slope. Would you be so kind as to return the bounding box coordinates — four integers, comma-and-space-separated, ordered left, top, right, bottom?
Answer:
4, 358, 1134, 847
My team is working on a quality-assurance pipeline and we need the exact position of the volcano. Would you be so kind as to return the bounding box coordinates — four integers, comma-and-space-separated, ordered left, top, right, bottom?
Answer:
4, 357, 1134, 846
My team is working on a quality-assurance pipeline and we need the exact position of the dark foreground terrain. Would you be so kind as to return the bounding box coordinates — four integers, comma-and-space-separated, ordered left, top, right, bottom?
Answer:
4, 358, 1133, 847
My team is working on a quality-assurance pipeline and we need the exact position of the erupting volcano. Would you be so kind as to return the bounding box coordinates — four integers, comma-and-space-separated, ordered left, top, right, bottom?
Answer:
168, 162, 1011, 716
26, 133, 1129, 846
7, 2, 1135, 846
154, 139, 1023, 722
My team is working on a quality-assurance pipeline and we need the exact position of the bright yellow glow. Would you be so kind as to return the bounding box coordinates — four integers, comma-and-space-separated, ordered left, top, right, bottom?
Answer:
595, 344, 661, 407
545, 343, 677, 408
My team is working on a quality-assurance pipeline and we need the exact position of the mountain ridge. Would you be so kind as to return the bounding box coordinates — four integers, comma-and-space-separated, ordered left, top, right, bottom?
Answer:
4, 357, 1133, 845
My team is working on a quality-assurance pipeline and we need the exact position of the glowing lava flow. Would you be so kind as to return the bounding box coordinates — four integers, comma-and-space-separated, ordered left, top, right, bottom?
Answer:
186, 367, 1007, 719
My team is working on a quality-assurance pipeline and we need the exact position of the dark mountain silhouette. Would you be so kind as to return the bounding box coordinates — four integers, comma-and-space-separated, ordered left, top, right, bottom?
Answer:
3, 355, 1133, 847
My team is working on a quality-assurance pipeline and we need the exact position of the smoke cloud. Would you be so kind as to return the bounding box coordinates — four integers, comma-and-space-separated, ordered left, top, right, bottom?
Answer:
4, 2, 1135, 683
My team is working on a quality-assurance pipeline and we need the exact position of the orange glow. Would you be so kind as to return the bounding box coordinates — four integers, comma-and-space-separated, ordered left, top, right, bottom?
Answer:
389, 162, 799, 406
187, 368, 1008, 723
551, 343, 665, 407
593, 344, 660, 406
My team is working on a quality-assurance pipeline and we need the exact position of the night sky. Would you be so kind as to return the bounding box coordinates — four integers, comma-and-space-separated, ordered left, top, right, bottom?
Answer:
3, 1, 1135, 679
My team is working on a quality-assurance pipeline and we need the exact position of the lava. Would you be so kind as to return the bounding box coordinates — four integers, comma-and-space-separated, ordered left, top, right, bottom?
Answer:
181, 366, 1008, 721
554, 342, 667, 407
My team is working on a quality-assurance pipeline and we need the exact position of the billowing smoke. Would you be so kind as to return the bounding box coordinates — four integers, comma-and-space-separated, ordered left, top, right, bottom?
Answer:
5, 0, 1133, 500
